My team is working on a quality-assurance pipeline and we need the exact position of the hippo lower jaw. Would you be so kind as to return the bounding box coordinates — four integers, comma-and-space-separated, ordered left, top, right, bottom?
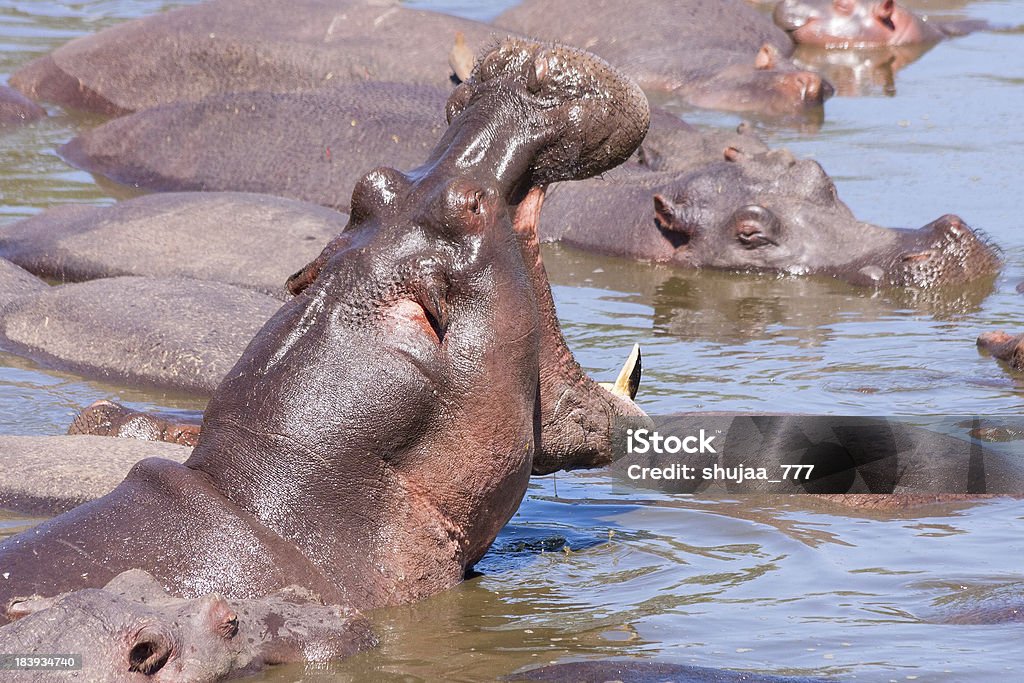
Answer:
513, 187, 649, 475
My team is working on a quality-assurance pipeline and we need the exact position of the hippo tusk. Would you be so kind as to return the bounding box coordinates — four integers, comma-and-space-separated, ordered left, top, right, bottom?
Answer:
599, 343, 642, 401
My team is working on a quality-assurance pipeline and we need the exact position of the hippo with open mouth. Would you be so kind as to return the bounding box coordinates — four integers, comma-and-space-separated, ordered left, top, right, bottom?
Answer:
0, 38, 649, 626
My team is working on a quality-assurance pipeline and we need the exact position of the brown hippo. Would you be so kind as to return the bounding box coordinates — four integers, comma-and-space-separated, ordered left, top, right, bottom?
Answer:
494, 0, 833, 119
0, 37, 649, 627
539, 145, 1001, 289
68, 400, 201, 448
0, 85, 44, 126
774, 0, 990, 47
0, 569, 375, 682
9, 0, 498, 116
977, 330, 1024, 373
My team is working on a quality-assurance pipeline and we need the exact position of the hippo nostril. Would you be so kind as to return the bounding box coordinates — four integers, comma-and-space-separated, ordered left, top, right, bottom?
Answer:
128, 634, 172, 675
796, 73, 822, 101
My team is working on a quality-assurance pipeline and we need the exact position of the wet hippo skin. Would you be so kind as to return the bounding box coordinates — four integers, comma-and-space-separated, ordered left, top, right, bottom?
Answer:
0, 192, 349, 297
9, 0, 500, 115
0, 85, 44, 126
0, 39, 650, 628
977, 330, 1024, 373
774, 0, 990, 47
494, 0, 833, 119
0, 277, 282, 394
0, 570, 375, 682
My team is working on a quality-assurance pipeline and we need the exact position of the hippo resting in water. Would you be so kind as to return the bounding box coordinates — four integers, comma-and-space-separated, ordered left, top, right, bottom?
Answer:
9, 0, 498, 116
977, 331, 1024, 374
9, 0, 829, 121
774, 0, 992, 47
0, 570, 375, 682
0, 38, 650, 633
494, 0, 833, 119
53, 83, 997, 290
0, 85, 44, 126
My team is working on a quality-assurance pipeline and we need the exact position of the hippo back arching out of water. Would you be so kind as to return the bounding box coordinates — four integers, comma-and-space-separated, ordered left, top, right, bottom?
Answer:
494, 0, 833, 119
9, 0, 498, 116
774, 0, 988, 47
0, 38, 649, 625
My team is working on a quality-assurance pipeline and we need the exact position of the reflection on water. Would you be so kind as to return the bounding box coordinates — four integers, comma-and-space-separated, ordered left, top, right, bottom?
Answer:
2, 0, 1024, 681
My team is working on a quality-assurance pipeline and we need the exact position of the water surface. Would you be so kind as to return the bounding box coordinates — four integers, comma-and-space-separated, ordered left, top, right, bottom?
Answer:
1, 1, 1023, 681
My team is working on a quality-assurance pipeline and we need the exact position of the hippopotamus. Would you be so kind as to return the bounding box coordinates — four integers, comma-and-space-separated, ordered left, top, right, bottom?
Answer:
0, 192, 350, 297
494, 0, 833, 119
0, 570, 375, 682
0, 276, 283, 394
9, 0, 497, 116
68, 400, 201, 448
977, 330, 1024, 373
538, 145, 1001, 289
0, 85, 44, 126
0, 37, 649, 630
51, 99, 998, 291
774, 0, 990, 47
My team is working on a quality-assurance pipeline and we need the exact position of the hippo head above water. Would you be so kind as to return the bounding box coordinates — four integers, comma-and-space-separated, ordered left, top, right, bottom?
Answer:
774, 0, 944, 47
636, 149, 998, 288
0, 37, 652, 628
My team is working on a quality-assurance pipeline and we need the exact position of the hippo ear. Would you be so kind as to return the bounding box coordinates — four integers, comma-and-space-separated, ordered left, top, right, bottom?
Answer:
653, 194, 677, 231
128, 626, 173, 675
4, 595, 55, 621
875, 0, 896, 23
754, 44, 778, 70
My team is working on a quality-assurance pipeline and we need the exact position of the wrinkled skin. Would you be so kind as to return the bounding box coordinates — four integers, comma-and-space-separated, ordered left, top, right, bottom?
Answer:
10, 0, 496, 115
0, 39, 649, 627
540, 146, 1001, 289
0, 570, 375, 682
774, 0, 985, 47
0, 85, 44, 126
495, 0, 833, 120
977, 330, 1024, 373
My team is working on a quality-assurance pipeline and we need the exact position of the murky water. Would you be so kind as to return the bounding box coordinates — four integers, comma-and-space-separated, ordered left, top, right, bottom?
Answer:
1, 0, 1024, 681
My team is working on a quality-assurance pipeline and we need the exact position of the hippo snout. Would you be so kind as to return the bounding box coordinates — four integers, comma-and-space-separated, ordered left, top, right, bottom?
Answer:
891, 214, 1001, 288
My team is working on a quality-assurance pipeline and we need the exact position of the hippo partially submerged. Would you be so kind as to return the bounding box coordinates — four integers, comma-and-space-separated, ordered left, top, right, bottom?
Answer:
495, 0, 833, 119
774, 0, 989, 47
9, 0, 496, 116
0, 570, 375, 682
540, 145, 1001, 289
0, 37, 649, 628
977, 330, 1024, 373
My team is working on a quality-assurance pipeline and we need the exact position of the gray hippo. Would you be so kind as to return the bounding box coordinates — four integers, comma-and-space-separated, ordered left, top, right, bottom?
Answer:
539, 145, 1001, 289
774, 0, 992, 47
0, 258, 46, 309
494, 0, 833, 119
0, 192, 350, 297
0, 37, 649, 625
0, 85, 44, 126
53, 87, 994, 290
0, 569, 375, 682
9, 0, 497, 116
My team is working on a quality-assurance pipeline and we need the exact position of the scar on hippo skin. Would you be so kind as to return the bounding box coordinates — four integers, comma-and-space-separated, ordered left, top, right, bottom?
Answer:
0, 38, 650, 639
977, 331, 1024, 373
0, 570, 376, 683
774, 0, 994, 48
68, 399, 202, 448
